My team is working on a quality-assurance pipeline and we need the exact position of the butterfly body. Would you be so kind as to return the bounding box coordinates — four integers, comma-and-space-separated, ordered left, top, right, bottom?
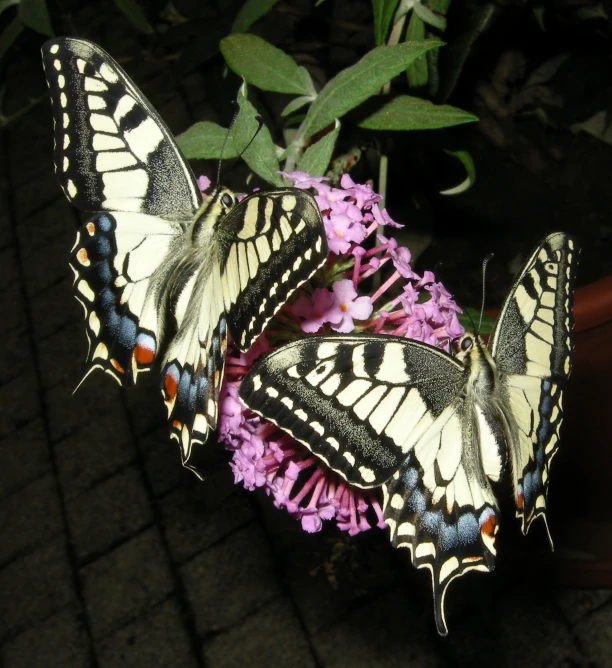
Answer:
42, 37, 327, 474
239, 232, 578, 634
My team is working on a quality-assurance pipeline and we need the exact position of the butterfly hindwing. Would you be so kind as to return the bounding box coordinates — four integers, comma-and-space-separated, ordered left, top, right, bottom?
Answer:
41, 38, 200, 219
71, 211, 185, 385
489, 232, 578, 534
219, 189, 328, 351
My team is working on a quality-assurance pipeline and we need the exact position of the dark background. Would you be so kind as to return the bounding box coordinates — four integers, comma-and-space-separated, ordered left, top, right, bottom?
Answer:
1, 1, 611, 666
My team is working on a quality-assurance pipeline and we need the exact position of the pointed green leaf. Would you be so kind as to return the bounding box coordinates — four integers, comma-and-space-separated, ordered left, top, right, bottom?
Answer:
176, 121, 238, 160
373, 0, 399, 46
231, 0, 281, 33
405, 14, 428, 88
113, 0, 153, 34
297, 120, 340, 176
0, 0, 19, 20
301, 40, 442, 140
221, 34, 309, 95
281, 95, 313, 118
18, 0, 52, 36
359, 95, 478, 130
413, 2, 447, 30
0, 15, 23, 59
440, 150, 476, 195
231, 84, 283, 186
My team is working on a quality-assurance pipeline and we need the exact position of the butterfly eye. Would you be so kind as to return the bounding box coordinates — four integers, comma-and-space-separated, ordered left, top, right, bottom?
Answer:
221, 193, 234, 208
460, 337, 473, 352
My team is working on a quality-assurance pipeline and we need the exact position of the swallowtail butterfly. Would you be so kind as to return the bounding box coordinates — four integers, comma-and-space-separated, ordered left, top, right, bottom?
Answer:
240, 232, 578, 634
41, 38, 327, 475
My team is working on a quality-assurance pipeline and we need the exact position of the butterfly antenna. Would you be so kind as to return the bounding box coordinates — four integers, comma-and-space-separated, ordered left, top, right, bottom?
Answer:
215, 103, 241, 189
478, 253, 494, 334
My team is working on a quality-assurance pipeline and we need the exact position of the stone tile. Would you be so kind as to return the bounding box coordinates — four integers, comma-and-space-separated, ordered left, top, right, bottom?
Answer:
80, 527, 174, 638
0, 365, 41, 438
30, 276, 81, 341
0, 537, 76, 638
0, 179, 13, 249
0, 246, 19, 291
7, 107, 54, 188
16, 197, 76, 255
312, 588, 442, 668
19, 236, 72, 297
141, 427, 183, 497
0, 418, 51, 498
0, 474, 63, 566
0, 284, 28, 337
55, 410, 136, 500
97, 598, 198, 668
160, 465, 254, 565
492, 586, 583, 667
13, 179, 64, 223
66, 466, 154, 563
181, 522, 281, 634
37, 322, 87, 390
285, 531, 401, 636
203, 596, 316, 668
574, 599, 612, 667
554, 587, 612, 625
45, 375, 123, 443
0, 604, 92, 668
124, 372, 167, 437
0, 328, 33, 385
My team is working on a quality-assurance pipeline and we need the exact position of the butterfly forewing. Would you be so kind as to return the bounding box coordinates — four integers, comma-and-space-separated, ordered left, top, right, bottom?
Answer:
489, 232, 579, 534
219, 189, 328, 351
41, 38, 200, 218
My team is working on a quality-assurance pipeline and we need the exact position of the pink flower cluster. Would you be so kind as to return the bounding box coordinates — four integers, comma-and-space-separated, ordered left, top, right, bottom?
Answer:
217, 171, 464, 535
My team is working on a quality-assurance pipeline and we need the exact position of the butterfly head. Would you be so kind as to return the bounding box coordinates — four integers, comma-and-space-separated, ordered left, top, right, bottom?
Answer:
191, 187, 237, 242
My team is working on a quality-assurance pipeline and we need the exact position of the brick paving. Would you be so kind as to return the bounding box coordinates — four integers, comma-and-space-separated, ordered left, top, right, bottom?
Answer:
1, 33, 612, 668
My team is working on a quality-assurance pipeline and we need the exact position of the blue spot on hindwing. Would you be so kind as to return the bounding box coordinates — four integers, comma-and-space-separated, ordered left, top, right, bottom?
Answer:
97, 214, 113, 232
401, 466, 419, 491
439, 523, 459, 550
421, 511, 442, 533
457, 513, 479, 546
407, 489, 426, 516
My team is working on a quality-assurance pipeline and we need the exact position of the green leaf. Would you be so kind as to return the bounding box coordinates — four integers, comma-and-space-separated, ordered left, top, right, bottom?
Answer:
0, 0, 19, 20
358, 95, 478, 131
231, 83, 283, 186
459, 308, 494, 335
281, 95, 313, 118
297, 120, 340, 177
301, 40, 441, 140
220, 34, 309, 95
18, 0, 52, 36
440, 150, 476, 195
413, 2, 447, 31
372, 0, 399, 46
0, 15, 23, 59
437, 4, 495, 101
113, 0, 153, 35
231, 0, 281, 33
176, 121, 238, 160
405, 14, 428, 88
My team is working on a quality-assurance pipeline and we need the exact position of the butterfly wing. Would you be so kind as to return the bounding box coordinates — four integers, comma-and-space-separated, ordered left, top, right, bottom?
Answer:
240, 335, 500, 634
488, 232, 579, 535
71, 211, 185, 385
41, 38, 201, 218
162, 189, 328, 474
218, 188, 328, 351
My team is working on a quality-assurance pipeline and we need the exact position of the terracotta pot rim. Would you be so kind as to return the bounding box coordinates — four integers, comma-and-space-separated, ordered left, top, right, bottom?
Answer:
573, 275, 612, 333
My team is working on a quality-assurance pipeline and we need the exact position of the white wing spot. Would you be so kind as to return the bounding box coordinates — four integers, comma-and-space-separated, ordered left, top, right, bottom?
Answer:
99, 62, 119, 83
266, 387, 279, 398
281, 397, 294, 410
84, 77, 108, 93
67, 180, 77, 198
327, 437, 340, 451
50, 44, 59, 54
343, 451, 355, 466
53, 59, 61, 71
310, 421, 324, 436
358, 467, 376, 484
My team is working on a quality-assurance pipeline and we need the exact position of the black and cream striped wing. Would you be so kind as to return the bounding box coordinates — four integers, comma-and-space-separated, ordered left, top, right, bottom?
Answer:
240, 335, 501, 635
218, 189, 328, 351
160, 188, 328, 475
41, 38, 201, 219
71, 211, 185, 386
489, 233, 579, 535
